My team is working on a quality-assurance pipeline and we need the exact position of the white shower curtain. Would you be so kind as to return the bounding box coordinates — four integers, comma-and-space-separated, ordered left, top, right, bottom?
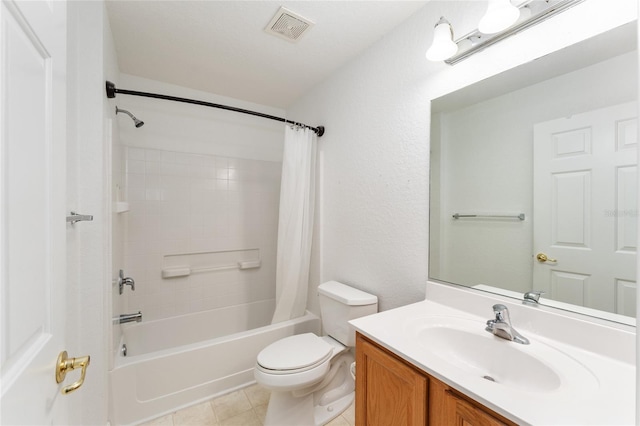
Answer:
271, 125, 317, 324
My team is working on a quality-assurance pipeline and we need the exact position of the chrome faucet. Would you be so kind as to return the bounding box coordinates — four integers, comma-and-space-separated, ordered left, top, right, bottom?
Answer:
523, 290, 544, 305
118, 269, 135, 294
114, 311, 142, 324
485, 304, 529, 345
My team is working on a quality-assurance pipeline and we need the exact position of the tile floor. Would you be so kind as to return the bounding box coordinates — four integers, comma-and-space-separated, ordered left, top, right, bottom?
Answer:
139, 384, 355, 426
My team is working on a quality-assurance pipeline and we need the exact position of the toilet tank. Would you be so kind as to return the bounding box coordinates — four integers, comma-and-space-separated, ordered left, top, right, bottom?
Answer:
318, 281, 378, 347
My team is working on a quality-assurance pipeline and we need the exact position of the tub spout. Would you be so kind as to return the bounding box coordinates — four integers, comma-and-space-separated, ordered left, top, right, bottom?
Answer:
115, 311, 142, 324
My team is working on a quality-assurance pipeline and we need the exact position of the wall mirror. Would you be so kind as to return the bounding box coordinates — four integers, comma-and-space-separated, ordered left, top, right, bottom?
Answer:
429, 21, 638, 324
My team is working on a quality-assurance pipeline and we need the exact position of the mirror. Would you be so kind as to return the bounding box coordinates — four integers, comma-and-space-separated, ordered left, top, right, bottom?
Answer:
429, 22, 638, 324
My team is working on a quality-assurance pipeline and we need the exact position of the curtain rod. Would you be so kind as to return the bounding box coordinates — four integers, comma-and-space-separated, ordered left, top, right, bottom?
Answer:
105, 81, 325, 137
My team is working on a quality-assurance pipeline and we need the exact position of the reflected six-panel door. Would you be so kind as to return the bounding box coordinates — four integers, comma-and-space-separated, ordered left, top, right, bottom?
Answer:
533, 102, 637, 316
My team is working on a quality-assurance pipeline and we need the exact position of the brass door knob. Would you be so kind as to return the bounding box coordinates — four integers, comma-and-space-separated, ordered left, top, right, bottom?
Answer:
536, 253, 557, 263
55, 351, 90, 394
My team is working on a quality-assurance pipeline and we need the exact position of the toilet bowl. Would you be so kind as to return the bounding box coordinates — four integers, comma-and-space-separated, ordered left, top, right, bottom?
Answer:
255, 334, 344, 391
254, 281, 377, 426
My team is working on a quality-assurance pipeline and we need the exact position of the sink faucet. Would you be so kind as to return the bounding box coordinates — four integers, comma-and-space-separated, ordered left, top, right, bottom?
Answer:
523, 290, 544, 305
485, 304, 529, 345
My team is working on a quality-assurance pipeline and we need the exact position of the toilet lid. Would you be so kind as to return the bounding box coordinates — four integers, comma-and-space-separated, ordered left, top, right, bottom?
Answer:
257, 333, 333, 372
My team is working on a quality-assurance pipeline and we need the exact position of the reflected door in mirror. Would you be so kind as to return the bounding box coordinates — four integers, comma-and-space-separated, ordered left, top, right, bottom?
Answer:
533, 102, 637, 316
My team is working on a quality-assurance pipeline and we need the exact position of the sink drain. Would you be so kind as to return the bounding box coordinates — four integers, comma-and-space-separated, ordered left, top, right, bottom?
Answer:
482, 375, 496, 382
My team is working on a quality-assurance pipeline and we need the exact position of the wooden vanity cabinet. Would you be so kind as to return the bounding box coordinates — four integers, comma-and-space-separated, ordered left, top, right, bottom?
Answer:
355, 332, 428, 424
355, 333, 517, 426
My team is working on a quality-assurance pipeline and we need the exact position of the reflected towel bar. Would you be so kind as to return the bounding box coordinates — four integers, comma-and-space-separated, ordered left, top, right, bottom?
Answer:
452, 213, 525, 220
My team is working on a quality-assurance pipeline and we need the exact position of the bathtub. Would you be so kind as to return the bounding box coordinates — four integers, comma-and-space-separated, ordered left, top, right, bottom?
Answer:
109, 300, 320, 426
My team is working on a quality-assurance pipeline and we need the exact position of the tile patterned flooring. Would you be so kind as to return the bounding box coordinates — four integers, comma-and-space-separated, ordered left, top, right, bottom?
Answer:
139, 384, 355, 426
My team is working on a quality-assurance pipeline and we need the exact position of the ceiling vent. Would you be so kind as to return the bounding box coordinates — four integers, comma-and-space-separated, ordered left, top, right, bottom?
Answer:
265, 7, 314, 43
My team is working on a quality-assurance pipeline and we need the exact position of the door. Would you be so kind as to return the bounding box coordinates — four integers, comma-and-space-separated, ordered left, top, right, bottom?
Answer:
533, 102, 637, 315
1, 0, 70, 423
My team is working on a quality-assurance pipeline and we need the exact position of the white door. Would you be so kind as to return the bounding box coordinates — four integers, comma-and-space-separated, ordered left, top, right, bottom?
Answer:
533, 102, 637, 316
1, 0, 73, 423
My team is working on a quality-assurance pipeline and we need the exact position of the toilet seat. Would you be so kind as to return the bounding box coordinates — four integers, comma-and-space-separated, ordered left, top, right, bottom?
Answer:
254, 334, 347, 391
257, 333, 333, 374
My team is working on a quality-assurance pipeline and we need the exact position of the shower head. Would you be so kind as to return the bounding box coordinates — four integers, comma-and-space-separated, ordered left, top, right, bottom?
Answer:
115, 106, 144, 128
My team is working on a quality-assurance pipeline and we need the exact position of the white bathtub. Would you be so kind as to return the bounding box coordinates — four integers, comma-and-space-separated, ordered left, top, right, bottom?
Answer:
109, 300, 320, 426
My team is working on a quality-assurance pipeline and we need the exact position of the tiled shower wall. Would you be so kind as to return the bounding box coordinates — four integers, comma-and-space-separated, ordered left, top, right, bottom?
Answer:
122, 146, 281, 321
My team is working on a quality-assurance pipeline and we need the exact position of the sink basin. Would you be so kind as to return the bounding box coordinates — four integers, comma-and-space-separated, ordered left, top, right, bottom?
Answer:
418, 325, 560, 392
405, 316, 599, 394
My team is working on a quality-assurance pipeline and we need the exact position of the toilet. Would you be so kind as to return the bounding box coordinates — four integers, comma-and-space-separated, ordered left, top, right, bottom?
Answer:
254, 281, 378, 426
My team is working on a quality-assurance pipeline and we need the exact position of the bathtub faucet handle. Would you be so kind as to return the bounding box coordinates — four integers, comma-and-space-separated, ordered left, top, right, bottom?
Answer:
123, 277, 135, 291
118, 269, 135, 294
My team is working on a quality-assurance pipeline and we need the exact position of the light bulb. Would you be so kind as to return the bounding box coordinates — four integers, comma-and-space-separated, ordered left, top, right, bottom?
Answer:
515, 5, 532, 24
478, 0, 520, 34
426, 17, 458, 62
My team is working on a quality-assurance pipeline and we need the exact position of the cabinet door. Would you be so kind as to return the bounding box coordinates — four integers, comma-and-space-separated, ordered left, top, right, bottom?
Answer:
447, 393, 509, 426
356, 333, 428, 426
430, 379, 514, 426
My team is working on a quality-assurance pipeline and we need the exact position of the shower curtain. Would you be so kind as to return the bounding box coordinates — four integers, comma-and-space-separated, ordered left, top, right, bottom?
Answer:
271, 125, 317, 324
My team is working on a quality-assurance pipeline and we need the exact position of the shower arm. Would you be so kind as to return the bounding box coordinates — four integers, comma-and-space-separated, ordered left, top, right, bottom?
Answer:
116, 107, 135, 120
105, 81, 325, 137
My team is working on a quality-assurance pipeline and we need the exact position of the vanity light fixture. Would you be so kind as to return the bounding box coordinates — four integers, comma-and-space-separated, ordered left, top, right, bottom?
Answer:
426, 0, 585, 65
478, 0, 520, 34
425, 17, 458, 62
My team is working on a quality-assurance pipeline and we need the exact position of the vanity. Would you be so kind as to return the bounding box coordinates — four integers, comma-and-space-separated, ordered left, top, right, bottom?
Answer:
351, 5, 639, 424
347, 2, 638, 423
355, 332, 516, 425
350, 281, 636, 425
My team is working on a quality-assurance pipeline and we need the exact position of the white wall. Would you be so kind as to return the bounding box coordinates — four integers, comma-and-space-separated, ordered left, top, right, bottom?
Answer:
105, 3, 124, 372
636, 4, 640, 422
66, 1, 114, 424
434, 51, 637, 293
288, 0, 637, 316
116, 74, 285, 161
111, 76, 284, 322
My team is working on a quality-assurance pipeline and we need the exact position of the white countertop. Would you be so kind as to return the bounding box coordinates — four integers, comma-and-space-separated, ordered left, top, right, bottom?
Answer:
350, 282, 636, 426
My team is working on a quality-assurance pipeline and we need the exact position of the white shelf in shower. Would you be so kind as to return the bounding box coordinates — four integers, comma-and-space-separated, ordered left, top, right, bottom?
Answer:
115, 201, 130, 213
162, 248, 261, 279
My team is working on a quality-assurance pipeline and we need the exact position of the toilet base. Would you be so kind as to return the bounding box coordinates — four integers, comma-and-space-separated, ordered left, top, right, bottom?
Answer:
264, 390, 355, 426
314, 391, 354, 426
265, 391, 315, 426
263, 353, 355, 426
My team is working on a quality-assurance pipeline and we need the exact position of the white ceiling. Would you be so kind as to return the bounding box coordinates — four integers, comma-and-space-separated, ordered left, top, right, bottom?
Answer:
106, 1, 429, 109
